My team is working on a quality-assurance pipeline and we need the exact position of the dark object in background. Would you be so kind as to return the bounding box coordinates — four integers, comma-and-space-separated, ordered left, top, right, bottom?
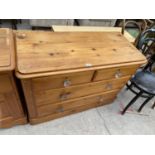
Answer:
0, 19, 21, 29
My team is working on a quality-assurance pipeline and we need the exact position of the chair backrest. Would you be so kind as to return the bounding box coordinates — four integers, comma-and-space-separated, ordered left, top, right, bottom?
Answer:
137, 29, 155, 72
136, 29, 155, 48
139, 38, 155, 57
136, 29, 155, 56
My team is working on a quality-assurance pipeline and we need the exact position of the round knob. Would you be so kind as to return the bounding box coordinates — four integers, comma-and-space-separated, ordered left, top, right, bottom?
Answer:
99, 97, 104, 103
17, 33, 26, 39
97, 96, 105, 105
64, 79, 71, 87
60, 92, 71, 100
105, 83, 113, 90
115, 69, 122, 79
57, 107, 64, 113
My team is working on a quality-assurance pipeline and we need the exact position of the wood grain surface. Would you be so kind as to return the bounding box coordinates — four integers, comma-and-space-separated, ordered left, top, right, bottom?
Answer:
52, 25, 135, 43
0, 28, 27, 128
0, 28, 15, 72
0, 73, 27, 128
15, 31, 146, 78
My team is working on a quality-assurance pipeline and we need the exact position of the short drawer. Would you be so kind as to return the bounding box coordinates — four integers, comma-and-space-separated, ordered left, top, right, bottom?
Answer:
93, 65, 139, 82
34, 76, 129, 106
32, 71, 94, 91
36, 89, 118, 117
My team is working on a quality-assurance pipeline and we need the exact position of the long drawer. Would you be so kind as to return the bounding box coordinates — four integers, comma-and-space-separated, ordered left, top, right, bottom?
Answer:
34, 76, 129, 106
36, 89, 118, 118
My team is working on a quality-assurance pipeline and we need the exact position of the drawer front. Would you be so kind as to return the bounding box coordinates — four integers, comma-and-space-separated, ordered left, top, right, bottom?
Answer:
32, 71, 94, 91
36, 90, 118, 117
93, 65, 139, 82
0, 74, 12, 93
34, 76, 129, 106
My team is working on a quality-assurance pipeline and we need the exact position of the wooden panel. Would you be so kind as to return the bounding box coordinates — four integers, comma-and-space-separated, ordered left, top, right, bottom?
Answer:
21, 79, 38, 118
0, 116, 27, 128
15, 31, 146, 78
37, 89, 118, 117
0, 73, 27, 128
0, 74, 12, 93
0, 94, 10, 118
0, 29, 11, 67
0, 28, 15, 72
34, 76, 129, 106
52, 26, 122, 32
52, 25, 135, 43
4, 92, 24, 119
0, 93, 4, 101
93, 64, 139, 81
0, 116, 14, 128
0, 28, 26, 128
32, 71, 93, 91
0, 91, 27, 128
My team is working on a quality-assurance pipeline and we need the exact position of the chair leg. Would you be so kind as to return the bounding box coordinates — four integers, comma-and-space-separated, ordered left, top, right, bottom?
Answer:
126, 82, 133, 90
152, 101, 155, 109
138, 95, 154, 112
121, 91, 143, 115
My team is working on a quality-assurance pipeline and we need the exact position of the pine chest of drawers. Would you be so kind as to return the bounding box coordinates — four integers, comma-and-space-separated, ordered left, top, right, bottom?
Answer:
15, 31, 146, 124
0, 29, 27, 128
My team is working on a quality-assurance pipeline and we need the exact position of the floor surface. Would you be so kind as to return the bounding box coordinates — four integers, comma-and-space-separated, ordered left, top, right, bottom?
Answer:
1, 87, 155, 135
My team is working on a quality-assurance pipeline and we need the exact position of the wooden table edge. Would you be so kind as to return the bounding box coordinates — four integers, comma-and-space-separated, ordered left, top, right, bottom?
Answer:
15, 60, 147, 79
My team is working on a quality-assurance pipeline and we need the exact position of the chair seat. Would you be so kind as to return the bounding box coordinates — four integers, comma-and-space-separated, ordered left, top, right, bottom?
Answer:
131, 70, 155, 95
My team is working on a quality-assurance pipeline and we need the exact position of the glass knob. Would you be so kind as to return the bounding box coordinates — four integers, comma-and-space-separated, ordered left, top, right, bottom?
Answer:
60, 92, 71, 100
105, 83, 113, 90
64, 79, 71, 87
58, 107, 64, 112
115, 69, 122, 79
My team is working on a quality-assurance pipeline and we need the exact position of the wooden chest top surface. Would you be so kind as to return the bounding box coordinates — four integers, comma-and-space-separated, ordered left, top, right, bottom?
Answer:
0, 28, 15, 72
15, 31, 146, 78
